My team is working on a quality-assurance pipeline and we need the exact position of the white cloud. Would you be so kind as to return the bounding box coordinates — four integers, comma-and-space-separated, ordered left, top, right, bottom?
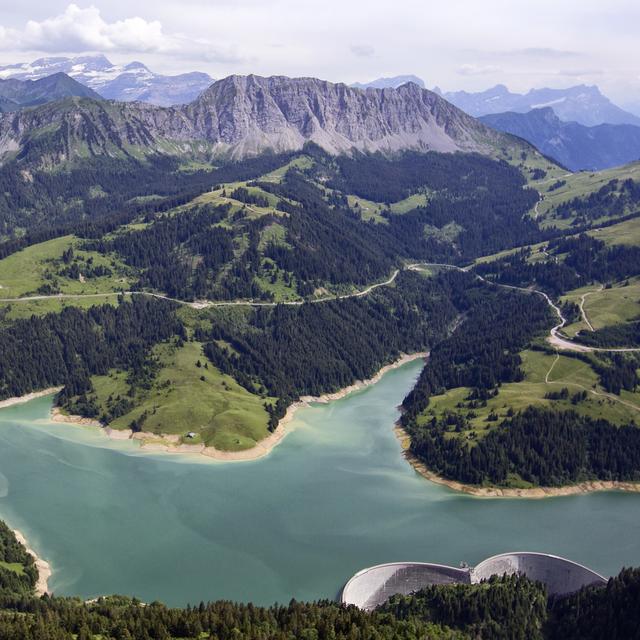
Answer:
457, 64, 501, 76
557, 68, 604, 77
0, 1, 637, 103
0, 4, 243, 62
504, 48, 579, 59
350, 44, 375, 58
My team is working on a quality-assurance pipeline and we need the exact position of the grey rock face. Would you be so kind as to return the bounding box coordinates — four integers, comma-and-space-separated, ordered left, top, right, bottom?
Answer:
185, 75, 501, 157
0, 74, 509, 164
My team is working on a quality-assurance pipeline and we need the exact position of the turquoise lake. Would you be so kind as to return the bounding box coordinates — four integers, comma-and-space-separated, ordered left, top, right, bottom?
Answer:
0, 359, 639, 606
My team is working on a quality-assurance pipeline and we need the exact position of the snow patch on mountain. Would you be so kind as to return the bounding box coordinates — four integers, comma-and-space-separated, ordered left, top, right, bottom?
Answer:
0, 55, 214, 106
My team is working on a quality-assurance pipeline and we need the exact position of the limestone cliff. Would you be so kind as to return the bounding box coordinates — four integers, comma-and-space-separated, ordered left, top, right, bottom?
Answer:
0, 74, 513, 165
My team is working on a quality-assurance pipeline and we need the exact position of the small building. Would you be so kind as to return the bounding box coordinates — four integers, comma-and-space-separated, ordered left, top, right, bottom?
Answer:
185, 432, 197, 439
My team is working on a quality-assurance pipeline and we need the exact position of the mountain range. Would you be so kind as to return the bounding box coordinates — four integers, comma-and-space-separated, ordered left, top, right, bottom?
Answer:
0, 55, 213, 106
0, 75, 518, 166
2, 67, 637, 174
2, 55, 637, 131
480, 107, 640, 171
0, 73, 100, 112
351, 75, 426, 89
439, 84, 640, 127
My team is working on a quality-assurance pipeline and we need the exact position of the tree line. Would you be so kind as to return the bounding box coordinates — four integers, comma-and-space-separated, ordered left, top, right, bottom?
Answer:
0, 150, 297, 250
201, 271, 463, 429
552, 178, 640, 224
401, 282, 553, 422
408, 407, 640, 486
474, 234, 640, 298
0, 297, 183, 403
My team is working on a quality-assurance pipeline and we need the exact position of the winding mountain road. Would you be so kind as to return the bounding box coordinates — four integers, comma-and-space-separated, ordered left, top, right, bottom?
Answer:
408, 263, 640, 354
1, 262, 639, 353
0, 269, 402, 310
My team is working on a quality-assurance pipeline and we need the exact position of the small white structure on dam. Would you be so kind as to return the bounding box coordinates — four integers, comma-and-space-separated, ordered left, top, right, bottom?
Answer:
341, 552, 607, 610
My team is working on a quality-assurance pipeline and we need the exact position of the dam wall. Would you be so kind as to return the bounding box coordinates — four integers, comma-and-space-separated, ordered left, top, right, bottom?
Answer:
472, 552, 607, 596
341, 562, 470, 610
341, 552, 608, 609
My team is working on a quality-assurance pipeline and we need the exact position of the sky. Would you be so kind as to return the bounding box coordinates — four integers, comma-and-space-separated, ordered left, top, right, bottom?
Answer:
0, 1, 638, 106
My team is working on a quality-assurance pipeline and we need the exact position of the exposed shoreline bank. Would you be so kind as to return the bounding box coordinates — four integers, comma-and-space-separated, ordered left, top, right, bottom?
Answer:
49, 353, 428, 463
0, 387, 63, 411
12, 529, 50, 596
394, 425, 640, 498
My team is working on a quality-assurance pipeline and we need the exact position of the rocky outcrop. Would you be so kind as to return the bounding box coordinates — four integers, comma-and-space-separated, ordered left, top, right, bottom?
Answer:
185, 75, 504, 157
0, 74, 513, 165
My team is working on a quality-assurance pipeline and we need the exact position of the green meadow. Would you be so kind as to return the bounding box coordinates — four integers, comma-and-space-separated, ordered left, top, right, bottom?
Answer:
0, 235, 132, 299
88, 340, 274, 451
417, 349, 640, 445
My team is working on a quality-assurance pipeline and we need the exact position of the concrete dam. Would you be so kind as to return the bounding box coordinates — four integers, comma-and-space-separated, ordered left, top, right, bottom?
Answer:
341, 552, 607, 610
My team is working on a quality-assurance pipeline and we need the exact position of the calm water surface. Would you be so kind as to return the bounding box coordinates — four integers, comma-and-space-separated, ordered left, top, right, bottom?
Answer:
0, 360, 638, 606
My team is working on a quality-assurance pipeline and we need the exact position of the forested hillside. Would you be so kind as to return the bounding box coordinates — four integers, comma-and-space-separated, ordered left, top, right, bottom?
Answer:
55, 270, 466, 438
401, 228, 640, 487
0, 522, 38, 598
0, 296, 183, 401
54, 148, 544, 300
0, 132, 639, 461
0, 151, 297, 240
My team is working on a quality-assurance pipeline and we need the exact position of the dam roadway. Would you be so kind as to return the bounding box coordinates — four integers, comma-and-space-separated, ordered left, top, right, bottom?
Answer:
341, 552, 608, 610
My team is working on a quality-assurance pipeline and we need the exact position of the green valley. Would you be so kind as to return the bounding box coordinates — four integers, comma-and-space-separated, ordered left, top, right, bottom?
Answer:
0, 104, 639, 478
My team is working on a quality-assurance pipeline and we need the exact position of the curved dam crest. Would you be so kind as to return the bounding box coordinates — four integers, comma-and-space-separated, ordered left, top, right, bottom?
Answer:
341, 552, 608, 610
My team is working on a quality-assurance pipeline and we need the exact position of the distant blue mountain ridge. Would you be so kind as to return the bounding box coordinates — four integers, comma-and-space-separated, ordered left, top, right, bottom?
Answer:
479, 107, 640, 171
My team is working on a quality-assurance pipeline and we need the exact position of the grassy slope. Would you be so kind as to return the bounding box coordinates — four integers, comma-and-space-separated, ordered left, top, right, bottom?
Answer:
535, 161, 640, 228
419, 349, 640, 447
561, 277, 640, 337
2, 295, 124, 322
260, 155, 314, 182
346, 193, 432, 222
90, 341, 274, 451
474, 206, 640, 267
0, 561, 25, 576
189, 184, 285, 219
459, 185, 640, 450
474, 160, 640, 267
0, 235, 132, 298
473, 215, 640, 335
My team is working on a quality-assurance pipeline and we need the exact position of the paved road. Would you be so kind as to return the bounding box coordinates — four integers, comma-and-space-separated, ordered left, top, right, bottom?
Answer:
408, 263, 640, 354
2, 262, 639, 353
0, 270, 402, 309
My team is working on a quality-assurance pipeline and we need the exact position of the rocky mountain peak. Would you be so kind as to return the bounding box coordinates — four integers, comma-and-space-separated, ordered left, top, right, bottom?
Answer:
0, 73, 516, 165
187, 74, 500, 158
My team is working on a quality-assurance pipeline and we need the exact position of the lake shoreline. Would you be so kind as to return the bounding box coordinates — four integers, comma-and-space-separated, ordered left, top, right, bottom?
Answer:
12, 529, 51, 596
0, 387, 63, 411
49, 353, 428, 463
394, 425, 640, 498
